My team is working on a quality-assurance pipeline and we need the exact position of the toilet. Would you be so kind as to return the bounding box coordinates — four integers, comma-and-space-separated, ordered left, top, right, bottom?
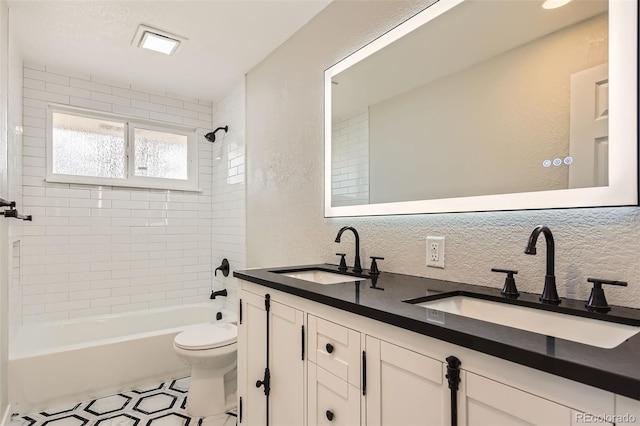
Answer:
173, 322, 238, 418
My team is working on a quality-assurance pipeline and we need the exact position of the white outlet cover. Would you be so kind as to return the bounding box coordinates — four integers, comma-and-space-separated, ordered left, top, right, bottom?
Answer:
426, 236, 445, 268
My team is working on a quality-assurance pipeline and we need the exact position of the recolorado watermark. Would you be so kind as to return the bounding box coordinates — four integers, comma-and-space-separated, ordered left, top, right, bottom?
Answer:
575, 413, 637, 423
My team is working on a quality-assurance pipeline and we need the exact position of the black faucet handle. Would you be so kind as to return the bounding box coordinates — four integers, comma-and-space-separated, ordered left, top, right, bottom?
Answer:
586, 278, 628, 312
336, 253, 347, 271
491, 268, 519, 297
587, 278, 628, 287
369, 256, 384, 275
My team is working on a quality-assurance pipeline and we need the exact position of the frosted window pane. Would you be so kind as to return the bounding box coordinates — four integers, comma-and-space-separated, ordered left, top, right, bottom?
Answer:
52, 113, 126, 178
134, 128, 188, 180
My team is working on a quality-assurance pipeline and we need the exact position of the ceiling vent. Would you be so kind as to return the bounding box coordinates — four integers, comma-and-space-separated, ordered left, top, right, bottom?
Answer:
132, 24, 187, 56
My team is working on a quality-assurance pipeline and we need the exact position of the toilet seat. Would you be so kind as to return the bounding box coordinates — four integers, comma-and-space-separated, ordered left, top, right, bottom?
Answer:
174, 323, 237, 350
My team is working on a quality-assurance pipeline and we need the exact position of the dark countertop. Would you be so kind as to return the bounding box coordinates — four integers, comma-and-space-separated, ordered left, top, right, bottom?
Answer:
234, 264, 640, 400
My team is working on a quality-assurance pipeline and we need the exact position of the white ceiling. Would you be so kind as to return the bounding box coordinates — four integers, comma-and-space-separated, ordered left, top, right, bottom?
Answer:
9, 0, 331, 102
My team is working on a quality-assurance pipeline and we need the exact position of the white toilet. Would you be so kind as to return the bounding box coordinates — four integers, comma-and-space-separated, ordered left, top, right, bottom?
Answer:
173, 322, 238, 418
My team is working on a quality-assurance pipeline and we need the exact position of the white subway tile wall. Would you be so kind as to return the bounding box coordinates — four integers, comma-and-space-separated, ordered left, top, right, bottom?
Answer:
8, 51, 25, 337
331, 111, 369, 207
19, 63, 232, 325
10, 241, 22, 340
210, 83, 246, 311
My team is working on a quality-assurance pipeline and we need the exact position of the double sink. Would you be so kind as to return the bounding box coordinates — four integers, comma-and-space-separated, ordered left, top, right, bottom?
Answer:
274, 267, 640, 349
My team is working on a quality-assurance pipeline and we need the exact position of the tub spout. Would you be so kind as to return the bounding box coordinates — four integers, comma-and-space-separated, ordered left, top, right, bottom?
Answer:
210, 289, 228, 299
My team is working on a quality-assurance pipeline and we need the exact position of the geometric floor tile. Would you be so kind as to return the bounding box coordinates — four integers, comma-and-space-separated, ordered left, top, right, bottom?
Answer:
168, 378, 190, 394
8, 377, 237, 426
40, 404, 81, 417
41, 414, 88, 426
94, 413, 140, 426
85, 394, 132, 416
132, 384, 165, 395
133, 393, 176, 415
146, 412, 191, 425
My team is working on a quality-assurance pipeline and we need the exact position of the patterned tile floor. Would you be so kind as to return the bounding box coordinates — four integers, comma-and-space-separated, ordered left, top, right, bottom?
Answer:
8, 377, 237, 426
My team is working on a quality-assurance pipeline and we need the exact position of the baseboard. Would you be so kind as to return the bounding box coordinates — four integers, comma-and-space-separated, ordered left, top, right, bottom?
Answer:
1, 404, 12, 426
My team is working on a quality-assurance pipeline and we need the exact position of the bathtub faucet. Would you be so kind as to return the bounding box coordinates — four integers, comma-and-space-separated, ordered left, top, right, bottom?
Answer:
210, 289, 228, 299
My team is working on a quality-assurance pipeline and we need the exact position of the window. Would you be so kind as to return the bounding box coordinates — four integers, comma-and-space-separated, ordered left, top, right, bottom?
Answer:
47, 107, 198, 191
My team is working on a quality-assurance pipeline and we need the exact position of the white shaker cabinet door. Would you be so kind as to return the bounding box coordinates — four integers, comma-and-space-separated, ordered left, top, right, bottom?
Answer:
270, 299, 305, 426
365, 336, 447, 426
238, 290, 305, 426
463, 371, 572, 426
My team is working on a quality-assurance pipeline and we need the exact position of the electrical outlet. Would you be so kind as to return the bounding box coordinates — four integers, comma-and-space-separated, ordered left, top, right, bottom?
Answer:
426, 236, 445, 268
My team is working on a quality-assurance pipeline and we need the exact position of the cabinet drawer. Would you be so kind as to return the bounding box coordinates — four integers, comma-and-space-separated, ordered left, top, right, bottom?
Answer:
308, 315, 361, 386
308, 362, 360, 426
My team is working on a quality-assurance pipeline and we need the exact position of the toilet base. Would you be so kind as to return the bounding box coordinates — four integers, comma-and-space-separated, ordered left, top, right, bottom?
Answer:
186, 367, 228, 418
184, 367, 236, 418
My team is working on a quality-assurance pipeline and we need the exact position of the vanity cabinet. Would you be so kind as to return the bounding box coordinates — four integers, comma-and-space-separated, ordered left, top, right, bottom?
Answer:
238, 290, 305, 426
238, 281, 621, 426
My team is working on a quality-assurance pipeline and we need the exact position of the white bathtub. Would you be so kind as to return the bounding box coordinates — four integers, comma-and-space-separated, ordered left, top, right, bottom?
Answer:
8, 301, 237, 414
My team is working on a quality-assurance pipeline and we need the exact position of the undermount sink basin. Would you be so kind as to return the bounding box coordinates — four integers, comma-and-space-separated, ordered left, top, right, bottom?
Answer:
410, 295, 640, 349
276, 269, 367, 285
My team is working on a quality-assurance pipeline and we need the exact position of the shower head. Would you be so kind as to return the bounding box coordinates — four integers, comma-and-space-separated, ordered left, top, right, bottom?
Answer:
205, 126, 229, 143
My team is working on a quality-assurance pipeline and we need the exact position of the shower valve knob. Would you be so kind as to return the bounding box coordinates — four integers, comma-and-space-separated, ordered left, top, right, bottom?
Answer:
215, 258, 230, 277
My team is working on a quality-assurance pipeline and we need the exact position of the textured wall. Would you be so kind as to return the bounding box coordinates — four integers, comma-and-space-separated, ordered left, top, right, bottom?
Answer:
245, 0, 640, 309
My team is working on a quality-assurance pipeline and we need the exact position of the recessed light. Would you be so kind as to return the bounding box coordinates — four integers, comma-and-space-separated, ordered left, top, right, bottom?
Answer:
542, 0, 572, 9
132, 24, 187, 56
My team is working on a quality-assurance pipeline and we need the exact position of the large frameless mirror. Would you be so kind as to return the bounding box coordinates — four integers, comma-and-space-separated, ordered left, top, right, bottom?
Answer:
324, 0, 637, 217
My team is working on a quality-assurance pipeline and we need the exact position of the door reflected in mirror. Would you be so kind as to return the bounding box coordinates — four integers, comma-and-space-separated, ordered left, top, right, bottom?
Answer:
325, 0, 637, 216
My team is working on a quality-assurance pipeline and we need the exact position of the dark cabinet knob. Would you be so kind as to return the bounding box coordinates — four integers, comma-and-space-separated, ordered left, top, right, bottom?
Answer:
326, 343, 334, 354
326, 410, 334, 421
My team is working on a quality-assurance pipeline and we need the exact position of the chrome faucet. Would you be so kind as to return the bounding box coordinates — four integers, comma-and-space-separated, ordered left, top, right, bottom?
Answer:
335, 226, 363, 273
524, 225, 560, 305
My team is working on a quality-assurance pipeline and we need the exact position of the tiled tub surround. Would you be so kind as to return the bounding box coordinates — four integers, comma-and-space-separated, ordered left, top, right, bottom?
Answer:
10, 377, 238, 426
235, 265, 640, 401
9, 301, 236, 414
209, 83, 246, 314
20, 63, 216, 325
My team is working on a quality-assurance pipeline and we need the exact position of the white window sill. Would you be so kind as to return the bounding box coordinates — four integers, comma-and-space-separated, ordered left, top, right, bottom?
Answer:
45, 175, 203, 193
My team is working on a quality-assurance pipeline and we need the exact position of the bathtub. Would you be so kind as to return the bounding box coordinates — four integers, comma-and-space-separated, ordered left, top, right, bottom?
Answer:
8, 301, 237, 414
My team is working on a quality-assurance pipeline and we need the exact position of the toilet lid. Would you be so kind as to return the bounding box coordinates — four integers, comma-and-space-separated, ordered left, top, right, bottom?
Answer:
174, 323, 237, 350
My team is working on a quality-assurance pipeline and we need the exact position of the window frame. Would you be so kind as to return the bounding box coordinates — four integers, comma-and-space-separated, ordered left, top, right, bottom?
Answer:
46, 104, 200, 192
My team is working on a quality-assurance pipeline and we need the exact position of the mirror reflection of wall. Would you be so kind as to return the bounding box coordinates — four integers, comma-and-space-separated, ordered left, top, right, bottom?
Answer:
331, 110, 370, 207
330, 0, 609, 207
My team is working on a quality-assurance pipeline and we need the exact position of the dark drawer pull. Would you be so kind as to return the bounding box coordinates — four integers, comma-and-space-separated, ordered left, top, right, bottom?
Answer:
326, 343, 334, 354
326, 410, 334, 421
